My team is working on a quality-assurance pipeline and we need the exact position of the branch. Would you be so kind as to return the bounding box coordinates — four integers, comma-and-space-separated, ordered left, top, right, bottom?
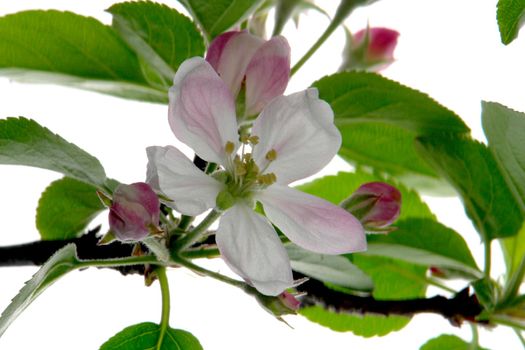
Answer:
296, 275, 485, 327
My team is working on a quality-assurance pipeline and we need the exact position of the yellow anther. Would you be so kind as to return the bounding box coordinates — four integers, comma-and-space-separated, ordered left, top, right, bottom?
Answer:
225, 141, 235, 154
265, 149, 277, 161
257, 173, 277, 185
243, 153, 253, 162
249, 135, 259, 145
236, 164, 247, 176
240, 135, 250, 144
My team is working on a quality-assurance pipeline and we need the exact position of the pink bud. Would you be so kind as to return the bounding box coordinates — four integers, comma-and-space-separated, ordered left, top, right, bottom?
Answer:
278, 291, 301, 311
206, 31, 290, 116
255, 290, 301, 317
341, 27, 399, 72
109, 182, 160, 241
341, 182, 401, 229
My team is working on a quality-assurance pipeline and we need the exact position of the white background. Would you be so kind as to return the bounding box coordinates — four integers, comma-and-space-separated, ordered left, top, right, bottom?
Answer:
0, 0, 524, 349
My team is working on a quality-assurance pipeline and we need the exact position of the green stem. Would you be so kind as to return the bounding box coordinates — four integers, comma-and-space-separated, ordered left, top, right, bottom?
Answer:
514, 328, 525, 348
156, 267, 170, 350
484, 240, 492, 280
290, 0, 362, 76
469, 323, 479, 350
77, 255, 159, 268
491, 315, 525, 331
424, 277, 458, 294
177, 215, 194, 232
172, 255, 246, 289
174, 210, 222, 252
501, 254, 525, 306
181, 247, 220, 259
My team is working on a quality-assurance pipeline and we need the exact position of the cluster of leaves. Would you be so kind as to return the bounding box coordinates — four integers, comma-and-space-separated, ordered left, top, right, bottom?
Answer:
0, 0, 524, 349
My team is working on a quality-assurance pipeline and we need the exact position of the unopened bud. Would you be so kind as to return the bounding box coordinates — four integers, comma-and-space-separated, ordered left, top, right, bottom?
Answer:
255, 291, 301, 318
341, 182, 401, 230
340, 27, 399, 72
109, 182, 160, 241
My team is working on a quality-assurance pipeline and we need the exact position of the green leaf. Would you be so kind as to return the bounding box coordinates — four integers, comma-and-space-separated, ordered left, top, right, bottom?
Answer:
107, 1, 205, 88
420, 334, 490, 350
313, 72, 469, 193
286, 244, 374, 291
501, 223, 525, 276
179, 0, 262, 40
36, 177, 105, 240
366, 218, 481, 278
301, 255, 428, 337
497, 0, 525, 45
0, 244, 80, 337
0, 10, 167, 102
100, 322, 203, 350
297, 171, 434, 220
482, 101, 525, 213
416, 134, 524, 240
0, 117, 106, 187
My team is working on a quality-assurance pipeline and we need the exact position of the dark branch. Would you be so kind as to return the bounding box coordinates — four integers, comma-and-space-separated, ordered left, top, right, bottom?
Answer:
0, 235, 484, 324
295, 275, 485, 327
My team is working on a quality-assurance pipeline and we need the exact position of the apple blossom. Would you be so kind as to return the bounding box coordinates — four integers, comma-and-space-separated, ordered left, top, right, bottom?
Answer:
206, 30, 290, 117
108, 182, 160, 241
147, 57, 366, 296
341, 182, 401, 230
340, 27, 399, 72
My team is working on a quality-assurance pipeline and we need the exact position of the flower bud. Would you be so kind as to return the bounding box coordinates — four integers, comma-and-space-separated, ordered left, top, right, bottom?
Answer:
341, 182, 401, 230
340, 27, 399, 72
109, 182, 160, 241
255, 291, 301, 318
206, 31, 290, 117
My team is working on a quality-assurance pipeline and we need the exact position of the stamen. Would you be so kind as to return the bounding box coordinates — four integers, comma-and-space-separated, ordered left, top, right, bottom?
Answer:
240, 135, 250, 144
225, 141, 235, 154
265, 149, 277, 161
249, 136, 259, 145
257, 173, 277, 185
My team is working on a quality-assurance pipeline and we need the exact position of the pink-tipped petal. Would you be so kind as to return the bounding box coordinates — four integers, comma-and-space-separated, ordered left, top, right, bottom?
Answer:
257, 185, 366, 255
206, 31, 264, 97
216, 203, 294, 296
168, 57, 239, 164
251, 89, 341, 184
245, 36, 291, 116
354, 27, 399, 62
146, 146, 223, 216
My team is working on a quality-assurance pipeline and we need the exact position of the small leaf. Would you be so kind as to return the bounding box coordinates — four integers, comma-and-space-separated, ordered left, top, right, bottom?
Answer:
472, 278, 499, 310
420, 334, 490, 350
36, 177, 105, 240
286, 244, 373, 291
107, 1, 205, 87
366, 218, 481, 278
497, 0, 525, 45
300, 256, 427, 337
501, 223, 525, 276
313, 72, 469, 192
179, 0, 262, 40
0, 244, 80, 337
0, 117, 106, 187
100, 322, 203, 350
0, 10, 166, 102
482, 101, 525, 213
416, 134, 524, 240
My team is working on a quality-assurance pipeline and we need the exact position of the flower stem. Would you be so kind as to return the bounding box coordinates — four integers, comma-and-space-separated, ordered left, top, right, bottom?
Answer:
514, 328, 525, 347
484, 240, 492, 280
174, 210, 222, 252
172, 254, 247, 289
501, 253, 525, 306
290, 0, 363, 76
156, 267, 170, 350
77, 255, 159, 268
469, 323, 479, 350
490, 315, 525, 331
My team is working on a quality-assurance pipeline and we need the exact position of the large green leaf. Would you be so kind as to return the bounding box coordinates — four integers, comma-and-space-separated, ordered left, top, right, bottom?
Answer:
100, 322, 203, 350
482, 101, 525, 212
0, 10, 167, 102
0, 244, 80, 337
366, 218, 481, 278
0, 118, 106, 187
416, 134, 524, 240
497, 0, 525, 45
420, 334, 490, 350
286, 244, 373, 291
36, 177, 105, 240
313, 72, 469, 193
107, 1, 205, 88
300, 255, 428, 337
297, 171, 434, 220
179, 0, 262, 40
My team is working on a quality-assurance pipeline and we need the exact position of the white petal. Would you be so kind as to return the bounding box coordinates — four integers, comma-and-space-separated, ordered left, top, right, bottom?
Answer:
251, 88, 341, 184
146, 146, 223, 216
257, 185, 366, 255
168, 57, 239, 164
216, 203, 293, 296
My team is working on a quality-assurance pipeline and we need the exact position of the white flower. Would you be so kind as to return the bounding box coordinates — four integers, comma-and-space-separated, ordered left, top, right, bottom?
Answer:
147, 57, 366, 296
